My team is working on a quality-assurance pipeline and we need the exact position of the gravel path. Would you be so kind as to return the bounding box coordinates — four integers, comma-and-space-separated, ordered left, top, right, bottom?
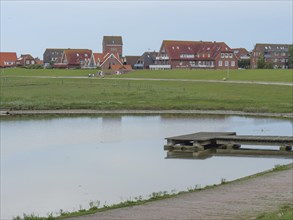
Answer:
3, 75, 293, 86
1, 109, 293, 118
67, 165, 293, 220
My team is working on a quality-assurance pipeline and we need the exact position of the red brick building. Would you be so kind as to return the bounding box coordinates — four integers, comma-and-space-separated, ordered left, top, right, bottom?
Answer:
103, 36, 123, 58
99, 52, 124, 70
250, 43, 291, 69
151, 40, 238, 70
0, 52, 17, 68
54, 49, 93, 68
15, 54, 36, 67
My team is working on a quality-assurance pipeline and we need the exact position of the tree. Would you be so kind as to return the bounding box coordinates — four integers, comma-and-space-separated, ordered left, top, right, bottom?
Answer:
257, 55, 266, 69
238, 60, 250, 69
288, 45, 293, 69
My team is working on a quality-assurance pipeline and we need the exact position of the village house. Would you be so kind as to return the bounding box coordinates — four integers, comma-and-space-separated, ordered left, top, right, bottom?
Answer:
150, 40, 238, 70
134, 51, 158, 69
0, 52, 17, 68
91, 36, 131, 71
43, 48, 65, 68
15, 54, 36, 67
250, 43, 291, 69
123, 56, 140, 69
232, 48, 250, 68
54, 49, 94, 69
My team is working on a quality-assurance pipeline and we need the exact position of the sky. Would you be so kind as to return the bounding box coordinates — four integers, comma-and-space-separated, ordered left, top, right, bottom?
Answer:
1, 0, 292, 58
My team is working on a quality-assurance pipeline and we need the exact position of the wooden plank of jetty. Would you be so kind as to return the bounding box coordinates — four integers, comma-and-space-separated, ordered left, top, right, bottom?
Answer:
216, 135, 293, 146
164, 132, 293, 159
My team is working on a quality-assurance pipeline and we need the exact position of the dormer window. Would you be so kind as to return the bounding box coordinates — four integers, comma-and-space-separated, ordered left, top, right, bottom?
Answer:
77, 53, 79, 57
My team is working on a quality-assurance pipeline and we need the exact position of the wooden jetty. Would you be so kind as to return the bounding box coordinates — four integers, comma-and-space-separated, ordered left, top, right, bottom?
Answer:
164, 132, 293, 159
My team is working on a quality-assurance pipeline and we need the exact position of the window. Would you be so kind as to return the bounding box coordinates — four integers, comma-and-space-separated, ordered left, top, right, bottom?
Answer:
180, 54, 194, 58
225, 53, 228, 58
208, 54, 210, 58
221, 53, 224, 58
229, 53, 233, 58
85, 54, 88, 57
225, 61, 229, 66
231, 61, 235, 66
218, 60, 222, 66
177, 46, 180, 49
77, 53, 79, 57
26, 60, 30, 64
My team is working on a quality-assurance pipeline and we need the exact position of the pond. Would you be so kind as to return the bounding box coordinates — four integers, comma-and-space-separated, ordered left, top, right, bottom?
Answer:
1, 115, 292, 219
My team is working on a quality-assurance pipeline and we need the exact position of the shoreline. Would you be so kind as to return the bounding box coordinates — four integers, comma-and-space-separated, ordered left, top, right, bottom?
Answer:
1, 109, 293, 118
65, 164, 293, 220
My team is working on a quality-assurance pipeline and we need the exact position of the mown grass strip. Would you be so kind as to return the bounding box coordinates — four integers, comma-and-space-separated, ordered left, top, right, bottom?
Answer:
1, 77, 292, 113
1, 68, 293, 83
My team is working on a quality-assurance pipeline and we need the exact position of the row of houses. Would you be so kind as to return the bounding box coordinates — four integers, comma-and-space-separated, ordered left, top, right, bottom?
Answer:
1, 36, 292, 70
0, 53, 42, 68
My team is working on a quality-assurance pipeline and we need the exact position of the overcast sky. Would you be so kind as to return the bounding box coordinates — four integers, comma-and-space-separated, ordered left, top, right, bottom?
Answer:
1, 0, 292, 58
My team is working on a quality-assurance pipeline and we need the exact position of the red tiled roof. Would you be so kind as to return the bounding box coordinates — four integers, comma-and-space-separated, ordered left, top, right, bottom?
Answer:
111, 64, 132, 71
93, 53, 104, 64
162, 40, 233, 60
63, 49, 92, 65
0, 52, 17, 67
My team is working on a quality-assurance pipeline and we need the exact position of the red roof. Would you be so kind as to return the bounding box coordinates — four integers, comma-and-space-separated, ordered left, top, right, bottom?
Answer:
162, 40, 233, 60
93, 53, 104, 64
0, 52, 17, 67
111, 64, 132, 71
63, 49, 92, 65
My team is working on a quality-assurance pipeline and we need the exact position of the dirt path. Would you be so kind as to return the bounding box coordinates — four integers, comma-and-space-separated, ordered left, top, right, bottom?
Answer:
67, 165, 293, 220
2, 75, 293, 86
1, 109, 292, 118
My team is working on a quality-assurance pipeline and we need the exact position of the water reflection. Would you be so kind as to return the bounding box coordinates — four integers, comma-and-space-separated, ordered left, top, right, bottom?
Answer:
1, 115, 292, 219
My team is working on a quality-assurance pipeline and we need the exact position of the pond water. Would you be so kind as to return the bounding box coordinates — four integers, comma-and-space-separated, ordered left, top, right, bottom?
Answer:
1, 115, 292, 219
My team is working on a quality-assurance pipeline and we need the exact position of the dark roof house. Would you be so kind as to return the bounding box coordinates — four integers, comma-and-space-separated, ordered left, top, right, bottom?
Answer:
135, 52, 158, 69
123, 56, 140, 68
43, 48, 66, 67
251, 43, 291, 69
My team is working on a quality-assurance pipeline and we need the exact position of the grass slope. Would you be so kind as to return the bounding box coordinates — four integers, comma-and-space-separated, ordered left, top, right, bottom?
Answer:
1, 68, 293, 82
1, 77, 292, 113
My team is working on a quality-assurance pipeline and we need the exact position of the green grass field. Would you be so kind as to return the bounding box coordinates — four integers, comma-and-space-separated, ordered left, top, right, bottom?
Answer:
1, 68, 293, 82
1, 76, 292, 113
113, 69, 293, 82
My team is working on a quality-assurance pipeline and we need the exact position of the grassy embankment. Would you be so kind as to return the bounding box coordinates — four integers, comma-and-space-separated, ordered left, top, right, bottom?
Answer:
0, 68, 292, 113
13, 164, 293, 220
